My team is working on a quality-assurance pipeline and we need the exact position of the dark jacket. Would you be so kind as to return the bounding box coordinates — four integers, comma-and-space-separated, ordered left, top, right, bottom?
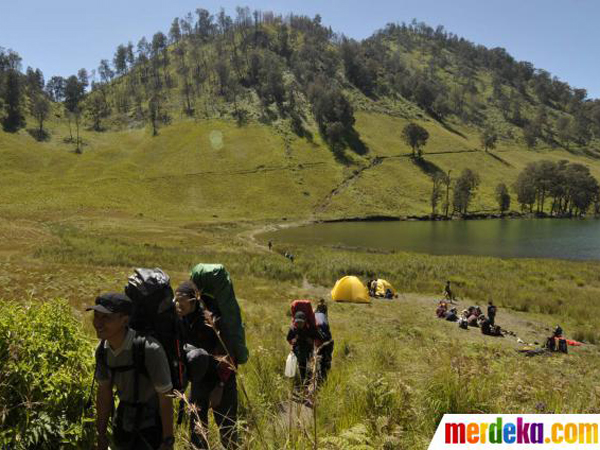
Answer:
287, 325, 323, 359
179, 296, 233, 383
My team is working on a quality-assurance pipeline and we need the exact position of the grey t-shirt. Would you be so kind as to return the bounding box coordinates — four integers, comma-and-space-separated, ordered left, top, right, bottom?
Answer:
95, 328, 173, 431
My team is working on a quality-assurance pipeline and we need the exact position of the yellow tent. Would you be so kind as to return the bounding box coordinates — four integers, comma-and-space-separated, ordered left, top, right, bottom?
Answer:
331, 276, 370, 303
374, 279, 396, 298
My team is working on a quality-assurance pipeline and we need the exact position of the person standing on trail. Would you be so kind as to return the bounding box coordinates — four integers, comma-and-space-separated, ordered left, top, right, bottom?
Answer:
315, 299, 334, 383
88, 293, 175, 450
176, 264, 248, 450
443, 281, 455, 302
268, 240, 273, 251
487, 301, 497, 326
287, 311, 322, 385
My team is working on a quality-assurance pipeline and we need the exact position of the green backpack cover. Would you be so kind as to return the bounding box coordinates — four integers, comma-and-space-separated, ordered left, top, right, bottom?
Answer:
190, 263, 249, 364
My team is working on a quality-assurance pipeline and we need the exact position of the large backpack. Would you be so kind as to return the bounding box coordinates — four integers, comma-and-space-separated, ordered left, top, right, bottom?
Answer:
190, 263, 249, 364
546, 336, 556, 351
291, 300, 317, 330
124, 268, 185, 391
557, 338, 568, 354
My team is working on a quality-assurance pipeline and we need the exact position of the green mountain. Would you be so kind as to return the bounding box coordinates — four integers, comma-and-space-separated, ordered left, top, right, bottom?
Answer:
2, 10, 600, 221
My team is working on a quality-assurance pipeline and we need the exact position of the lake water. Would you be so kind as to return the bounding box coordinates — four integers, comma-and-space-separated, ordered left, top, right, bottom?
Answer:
260, 219, 600, 260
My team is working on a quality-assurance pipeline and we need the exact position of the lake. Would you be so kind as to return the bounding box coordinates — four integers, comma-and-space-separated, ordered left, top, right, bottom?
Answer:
259, 219, 600, 260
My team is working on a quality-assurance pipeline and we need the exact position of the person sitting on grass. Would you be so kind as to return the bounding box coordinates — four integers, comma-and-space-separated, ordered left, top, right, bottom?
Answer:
445, 307, 458, 322
436, 300, 448, 318
487, 300, 497, 326
88, 293, 175, 450
457, 310, 469, 329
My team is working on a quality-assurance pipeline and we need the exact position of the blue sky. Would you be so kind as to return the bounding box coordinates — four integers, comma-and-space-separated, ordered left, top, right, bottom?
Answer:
2, 0, 599, 99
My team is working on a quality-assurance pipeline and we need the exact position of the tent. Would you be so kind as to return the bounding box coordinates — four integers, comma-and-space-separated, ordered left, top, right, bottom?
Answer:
331, 276, 370, 303
374, 279, 396, 298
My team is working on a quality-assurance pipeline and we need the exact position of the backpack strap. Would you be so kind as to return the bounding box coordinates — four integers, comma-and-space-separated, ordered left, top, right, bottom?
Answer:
98, 335, 150, 432
131, 334, 147, 431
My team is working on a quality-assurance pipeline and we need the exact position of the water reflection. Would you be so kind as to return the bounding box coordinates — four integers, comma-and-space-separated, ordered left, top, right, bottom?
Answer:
261, 219, 600, 260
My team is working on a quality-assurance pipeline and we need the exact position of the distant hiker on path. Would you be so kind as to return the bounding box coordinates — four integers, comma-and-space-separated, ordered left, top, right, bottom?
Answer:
88, 293, 175, 450
487, 301, 497, 326
443, 281, 455, 302
268, 240, 272, 251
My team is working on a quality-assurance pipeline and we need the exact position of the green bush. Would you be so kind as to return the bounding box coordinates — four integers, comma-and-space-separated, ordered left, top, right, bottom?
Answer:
0, 299, 96, 449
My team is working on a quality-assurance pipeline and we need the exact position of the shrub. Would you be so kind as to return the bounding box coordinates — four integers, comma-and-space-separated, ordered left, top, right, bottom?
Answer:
0, 299, 96, 449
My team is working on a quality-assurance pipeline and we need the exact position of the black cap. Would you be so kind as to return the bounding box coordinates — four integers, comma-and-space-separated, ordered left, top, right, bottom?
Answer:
86, 293, 132, 315
294, 311, 306, 323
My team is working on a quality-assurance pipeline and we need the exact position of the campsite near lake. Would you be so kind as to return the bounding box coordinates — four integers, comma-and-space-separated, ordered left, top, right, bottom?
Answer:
2, 2, 600, 449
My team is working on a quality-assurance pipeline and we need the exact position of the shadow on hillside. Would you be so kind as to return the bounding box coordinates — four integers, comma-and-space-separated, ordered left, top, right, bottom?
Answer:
581, 147, 600, 160
411, 156, 445, 177
430, 113, 468, 140
345, 129, 369, 155
27, 128, 50, 142
486, 151, 513, 167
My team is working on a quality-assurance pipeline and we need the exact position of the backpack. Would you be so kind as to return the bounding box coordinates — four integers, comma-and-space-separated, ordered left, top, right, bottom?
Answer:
291, 300, 317, 330
124, 268, 185, 391
190, 264, 249, 364
558, 338, 568, 354
546, 336, 556, 351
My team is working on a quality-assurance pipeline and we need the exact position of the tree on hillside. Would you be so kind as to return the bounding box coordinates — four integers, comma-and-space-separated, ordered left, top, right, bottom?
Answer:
480, 126, 498, 152
77, 68, 89, 90
453, 168, 480, 215
2, 69, 25, 132
84, 93, 110, 131
514, 166, 537, 213
25, 67, 44, 93
28, 90, 50, 139
495, 183, 511, 214
113, 45, 128, 76
401, 122, 429, 158
126, 42, 136, 68
45, 76, 65, 102
308, 77, 357, 156
522, 124, 537, 149
64, 75, 85, 152
431, 172, 448, 216
514, 160, 599, 216
169, 17, 182, 44
98, 59, 114, 84
556, 116, 573, 150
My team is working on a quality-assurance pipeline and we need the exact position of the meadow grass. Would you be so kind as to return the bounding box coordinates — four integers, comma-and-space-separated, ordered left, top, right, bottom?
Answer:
2, 216, 600, 448
3, 111, 600, 447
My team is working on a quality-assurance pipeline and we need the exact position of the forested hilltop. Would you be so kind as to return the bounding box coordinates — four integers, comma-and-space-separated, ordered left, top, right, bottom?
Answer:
2, 8, 600, 219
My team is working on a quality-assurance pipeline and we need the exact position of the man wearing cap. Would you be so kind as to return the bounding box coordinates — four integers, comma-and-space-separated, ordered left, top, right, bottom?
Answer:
287, 311, 323, 385
88, 293, 175, 450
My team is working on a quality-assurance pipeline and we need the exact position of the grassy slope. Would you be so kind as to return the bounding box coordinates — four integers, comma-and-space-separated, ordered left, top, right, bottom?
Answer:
3, 109, 600, 447
4, 107, 600, 222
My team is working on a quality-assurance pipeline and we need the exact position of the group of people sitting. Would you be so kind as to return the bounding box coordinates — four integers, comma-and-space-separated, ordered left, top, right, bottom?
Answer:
366, 279, 395, 299
436, 299, 502, 337
286, 299, 334, 401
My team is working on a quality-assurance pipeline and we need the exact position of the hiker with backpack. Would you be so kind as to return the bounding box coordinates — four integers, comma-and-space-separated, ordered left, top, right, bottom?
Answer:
287, 309, 323, 386
88, 293, 175, 450
315, 299, 334, 383
177, 263, 248, 449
